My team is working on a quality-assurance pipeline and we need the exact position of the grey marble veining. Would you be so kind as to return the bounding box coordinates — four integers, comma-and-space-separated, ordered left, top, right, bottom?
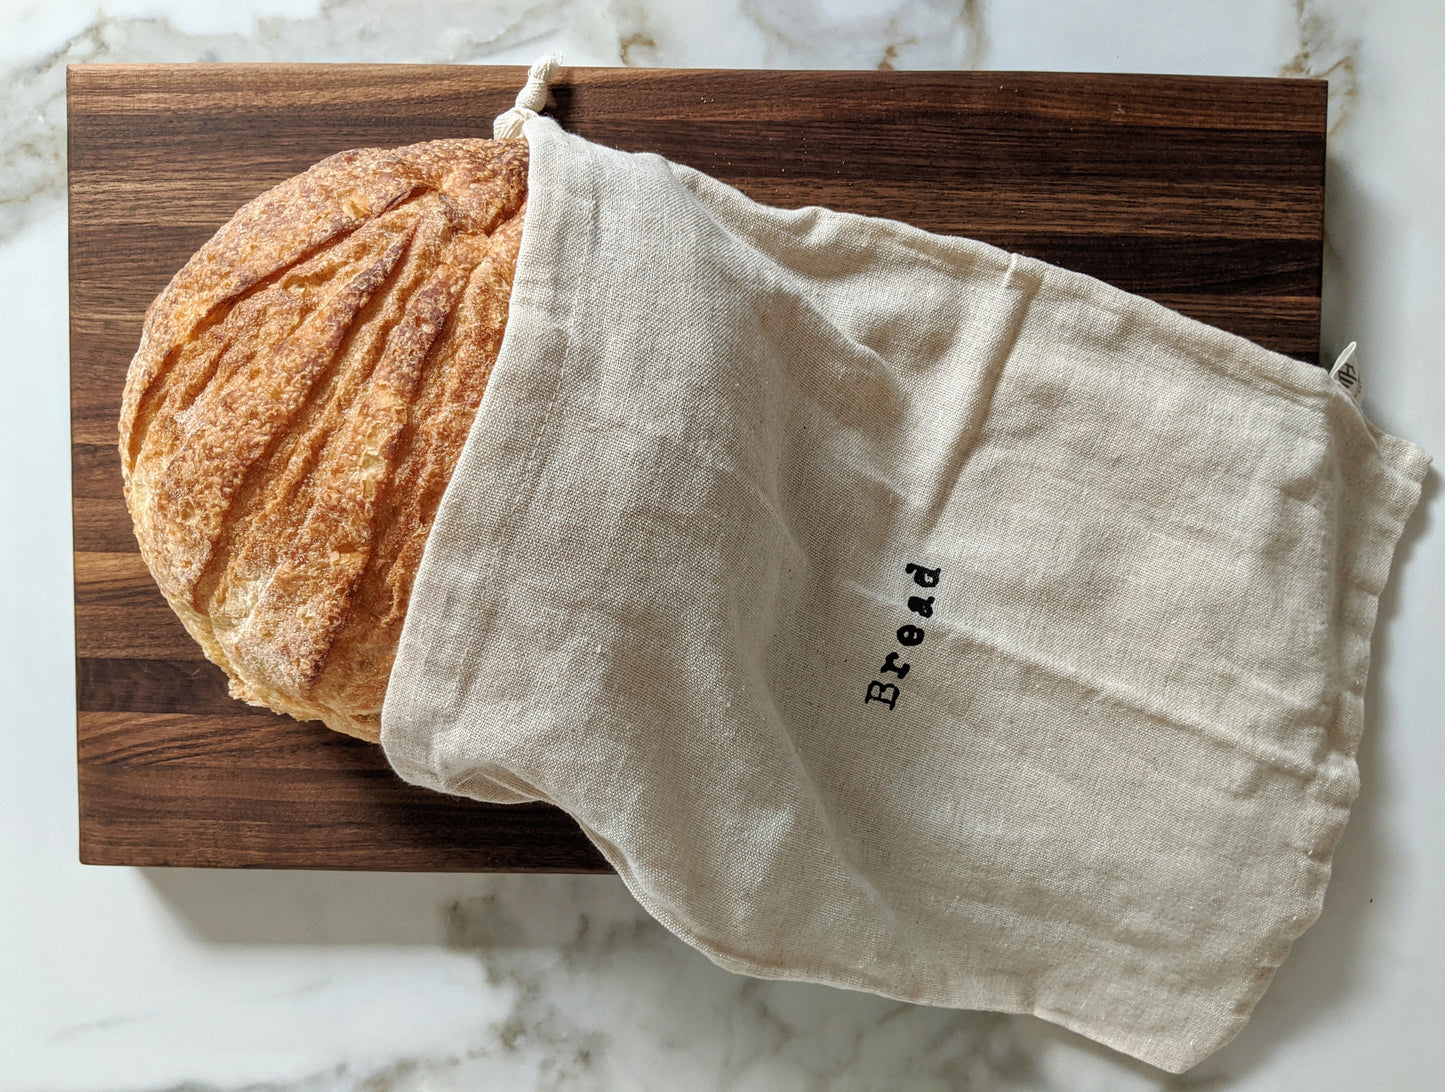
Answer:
116, 870, 1217, 1091
2, 0, 1352, 244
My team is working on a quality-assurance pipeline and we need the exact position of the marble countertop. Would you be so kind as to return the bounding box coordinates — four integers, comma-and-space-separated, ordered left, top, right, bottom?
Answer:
3, 0, 1441, 1088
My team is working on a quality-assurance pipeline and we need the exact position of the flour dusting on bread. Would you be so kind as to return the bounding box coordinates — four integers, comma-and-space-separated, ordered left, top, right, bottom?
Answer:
120, 138, 528, 741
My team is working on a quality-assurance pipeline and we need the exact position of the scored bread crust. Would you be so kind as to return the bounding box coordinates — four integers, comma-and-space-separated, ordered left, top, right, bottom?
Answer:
120, 138, 529, 742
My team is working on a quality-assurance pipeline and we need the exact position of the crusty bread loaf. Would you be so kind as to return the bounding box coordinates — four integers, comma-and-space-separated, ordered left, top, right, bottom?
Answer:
120, 138, 528, 742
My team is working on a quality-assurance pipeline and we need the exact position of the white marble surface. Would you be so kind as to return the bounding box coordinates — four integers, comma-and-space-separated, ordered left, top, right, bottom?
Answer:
2, 1, 1442, 1088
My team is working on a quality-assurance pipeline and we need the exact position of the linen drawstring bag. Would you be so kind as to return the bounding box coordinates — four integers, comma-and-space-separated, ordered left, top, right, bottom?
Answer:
381, 61, 1432, 1072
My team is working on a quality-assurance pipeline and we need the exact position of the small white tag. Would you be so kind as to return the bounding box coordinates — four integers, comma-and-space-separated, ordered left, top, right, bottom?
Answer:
1330, 341, 1362, 402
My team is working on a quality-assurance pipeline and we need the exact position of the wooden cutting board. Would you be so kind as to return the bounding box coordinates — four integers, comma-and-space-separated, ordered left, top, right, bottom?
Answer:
69, 65, 1327, 871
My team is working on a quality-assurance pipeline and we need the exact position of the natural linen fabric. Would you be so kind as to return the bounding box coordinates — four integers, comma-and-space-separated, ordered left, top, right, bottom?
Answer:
381, 116, 1430, 1073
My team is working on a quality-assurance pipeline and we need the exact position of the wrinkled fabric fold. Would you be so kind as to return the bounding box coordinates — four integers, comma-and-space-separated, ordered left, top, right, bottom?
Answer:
382, 117, 1430, 1073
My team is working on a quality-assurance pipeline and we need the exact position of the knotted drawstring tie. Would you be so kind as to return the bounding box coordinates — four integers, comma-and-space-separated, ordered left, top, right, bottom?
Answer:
493, 55, 561, 139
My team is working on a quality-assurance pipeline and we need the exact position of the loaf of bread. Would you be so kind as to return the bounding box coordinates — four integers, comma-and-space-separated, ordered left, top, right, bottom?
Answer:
119, 138, 528, 742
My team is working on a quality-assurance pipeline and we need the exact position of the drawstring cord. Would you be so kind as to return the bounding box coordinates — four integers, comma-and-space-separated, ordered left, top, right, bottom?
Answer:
493, 55, 562, 139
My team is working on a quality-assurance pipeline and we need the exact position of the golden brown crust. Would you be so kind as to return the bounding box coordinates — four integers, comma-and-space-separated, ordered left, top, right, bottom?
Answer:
120, 138, 528, 741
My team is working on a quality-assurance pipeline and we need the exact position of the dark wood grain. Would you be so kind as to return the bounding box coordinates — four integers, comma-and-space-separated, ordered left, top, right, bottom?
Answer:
69, 64, 1327, 871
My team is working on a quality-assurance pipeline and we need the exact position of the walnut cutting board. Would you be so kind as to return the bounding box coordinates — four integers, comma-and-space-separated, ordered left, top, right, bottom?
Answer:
69, 65, 1327, 871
